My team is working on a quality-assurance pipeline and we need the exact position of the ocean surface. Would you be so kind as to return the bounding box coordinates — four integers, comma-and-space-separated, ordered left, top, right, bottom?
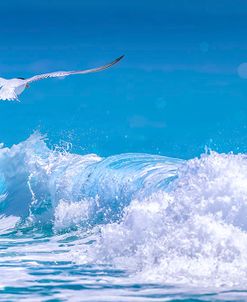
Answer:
1, 0, 247, 301
0, 132, 247, 301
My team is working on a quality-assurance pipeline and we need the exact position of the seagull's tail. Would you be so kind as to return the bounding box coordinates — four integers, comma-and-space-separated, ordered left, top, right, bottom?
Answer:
0, 87, 18, 101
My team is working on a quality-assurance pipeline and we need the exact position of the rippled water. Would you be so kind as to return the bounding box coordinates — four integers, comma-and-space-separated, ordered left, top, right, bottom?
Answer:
0, 133, 247, 301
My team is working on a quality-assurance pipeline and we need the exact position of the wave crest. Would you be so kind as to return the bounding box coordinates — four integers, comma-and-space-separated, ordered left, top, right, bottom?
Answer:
1, 134, 247, 286
75, 151, 247, 287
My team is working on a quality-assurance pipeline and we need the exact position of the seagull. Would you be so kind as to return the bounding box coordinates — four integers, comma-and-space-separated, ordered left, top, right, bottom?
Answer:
0, 55, 124, 101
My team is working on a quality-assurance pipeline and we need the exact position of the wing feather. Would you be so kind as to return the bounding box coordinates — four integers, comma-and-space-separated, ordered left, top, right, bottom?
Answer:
25, 55, 124, 84
0, 86, 18, 101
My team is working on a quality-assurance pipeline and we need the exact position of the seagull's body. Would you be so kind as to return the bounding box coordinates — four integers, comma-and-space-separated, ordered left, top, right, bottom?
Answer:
0, 55, 124, 101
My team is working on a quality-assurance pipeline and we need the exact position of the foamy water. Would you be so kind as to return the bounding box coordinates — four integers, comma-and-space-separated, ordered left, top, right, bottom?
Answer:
0, 133, 246, 300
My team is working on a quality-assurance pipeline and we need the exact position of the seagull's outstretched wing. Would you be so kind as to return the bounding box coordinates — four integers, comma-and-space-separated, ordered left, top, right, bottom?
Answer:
25, 55, 124, 84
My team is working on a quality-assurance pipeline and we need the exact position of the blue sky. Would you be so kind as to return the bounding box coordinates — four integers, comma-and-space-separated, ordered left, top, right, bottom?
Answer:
0, 0, 247, 158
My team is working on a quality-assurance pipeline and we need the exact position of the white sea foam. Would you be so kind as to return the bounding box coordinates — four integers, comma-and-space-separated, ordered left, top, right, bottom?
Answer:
71, 151, 247, 287
0, 134, 246, 288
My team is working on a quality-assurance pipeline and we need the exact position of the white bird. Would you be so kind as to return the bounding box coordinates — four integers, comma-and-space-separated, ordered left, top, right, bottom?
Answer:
0, 55, 124, 101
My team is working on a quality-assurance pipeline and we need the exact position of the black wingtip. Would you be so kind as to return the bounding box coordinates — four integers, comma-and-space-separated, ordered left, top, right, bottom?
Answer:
116, 55, 125, 62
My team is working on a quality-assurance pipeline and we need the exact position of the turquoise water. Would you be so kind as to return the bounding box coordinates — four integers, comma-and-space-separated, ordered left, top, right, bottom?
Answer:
1, 0, 247, 300
1, 134, 247, 301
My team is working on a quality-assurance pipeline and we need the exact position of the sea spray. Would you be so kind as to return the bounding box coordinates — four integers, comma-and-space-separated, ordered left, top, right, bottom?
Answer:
0, 134, 247, 287
71, 151, 247, 287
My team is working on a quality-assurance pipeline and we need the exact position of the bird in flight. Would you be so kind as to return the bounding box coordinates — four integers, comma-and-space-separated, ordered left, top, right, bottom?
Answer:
0, 55, 124, 101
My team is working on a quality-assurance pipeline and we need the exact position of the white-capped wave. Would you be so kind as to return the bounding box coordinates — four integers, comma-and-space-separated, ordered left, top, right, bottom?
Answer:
1, 133, 247, 287
72, 151, 247, 287
0, 133, 181, 231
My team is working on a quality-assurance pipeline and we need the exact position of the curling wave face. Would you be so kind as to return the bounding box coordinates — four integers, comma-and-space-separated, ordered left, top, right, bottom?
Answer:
0, 133, 247, 291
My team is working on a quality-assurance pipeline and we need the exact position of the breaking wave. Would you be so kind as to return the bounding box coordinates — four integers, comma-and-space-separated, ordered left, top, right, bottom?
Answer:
1, 133, 247, 288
